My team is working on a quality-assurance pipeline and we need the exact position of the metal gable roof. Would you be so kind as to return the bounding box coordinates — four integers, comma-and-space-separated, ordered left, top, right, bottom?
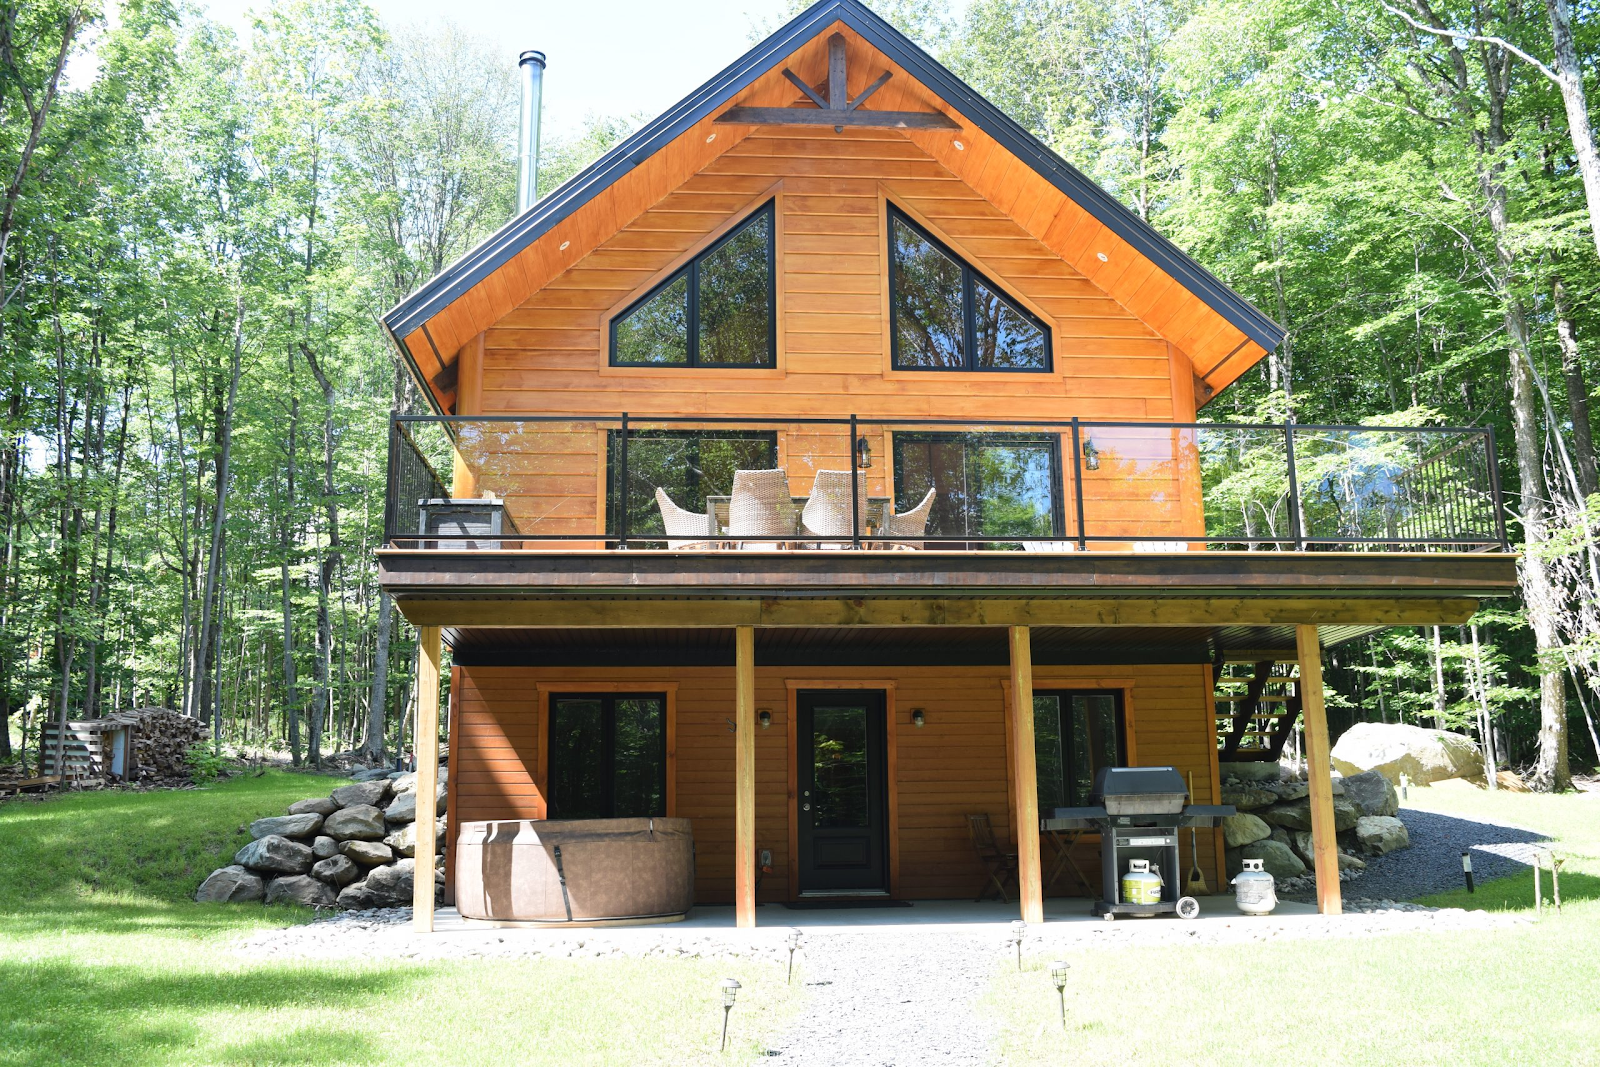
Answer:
382, 0, 1285, 359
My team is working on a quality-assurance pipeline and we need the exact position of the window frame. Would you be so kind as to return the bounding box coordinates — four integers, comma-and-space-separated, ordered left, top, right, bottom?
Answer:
608, 199, 777, 369
546, 691, 669, 820
886, 204, 1053, 374
604, 429, 779, 539
890, 430, 1067, 541
1033, 689, 1127, 811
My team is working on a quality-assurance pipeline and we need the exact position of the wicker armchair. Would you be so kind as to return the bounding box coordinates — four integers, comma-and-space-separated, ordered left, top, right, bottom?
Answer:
654, 488, 716, 550
727, 469, 796, 548
877, 487, 937, 550
800, 469, 870, 546
1022, 540, 1078, 552
1132, 540, 1189, 552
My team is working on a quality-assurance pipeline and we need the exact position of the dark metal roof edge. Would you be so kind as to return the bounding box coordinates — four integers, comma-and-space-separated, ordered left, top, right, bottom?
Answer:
383, 0, 1286, 350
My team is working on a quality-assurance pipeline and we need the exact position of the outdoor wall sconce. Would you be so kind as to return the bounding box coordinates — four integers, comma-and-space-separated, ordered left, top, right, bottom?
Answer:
1082, 437, 1100, 471
758, 708, 773, 730
855, 435, 873, 469
910, 708, 926, 728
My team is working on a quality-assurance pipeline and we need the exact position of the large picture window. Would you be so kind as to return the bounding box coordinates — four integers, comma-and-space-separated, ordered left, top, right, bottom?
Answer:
547, 693, 667, 819
888, 206, 1051, 372
892, 431, 1062, 543
606, 430, 778, 539
610, 201, 776, 367
1034, 690, 1125, 811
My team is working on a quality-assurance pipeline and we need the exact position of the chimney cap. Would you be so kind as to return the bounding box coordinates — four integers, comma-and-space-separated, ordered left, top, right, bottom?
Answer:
520, 50, 546, 68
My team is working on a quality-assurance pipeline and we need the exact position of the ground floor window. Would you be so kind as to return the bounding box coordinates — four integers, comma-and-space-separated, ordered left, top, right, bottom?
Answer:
547, 692, 667, 819
892, 431, 1062, 543
1034, 690, 1124, 810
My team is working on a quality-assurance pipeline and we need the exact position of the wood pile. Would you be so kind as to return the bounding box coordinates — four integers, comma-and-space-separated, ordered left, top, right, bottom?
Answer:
120, 707, 206, 780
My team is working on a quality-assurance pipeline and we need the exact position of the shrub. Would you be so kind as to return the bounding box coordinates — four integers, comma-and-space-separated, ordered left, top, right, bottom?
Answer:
182, 743, 227, 784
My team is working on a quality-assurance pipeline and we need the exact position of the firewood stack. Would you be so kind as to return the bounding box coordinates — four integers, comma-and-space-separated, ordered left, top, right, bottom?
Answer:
120, 707, 206, 780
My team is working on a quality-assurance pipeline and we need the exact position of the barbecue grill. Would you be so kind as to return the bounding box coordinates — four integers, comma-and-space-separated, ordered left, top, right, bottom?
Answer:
1040, 766, 1235, 919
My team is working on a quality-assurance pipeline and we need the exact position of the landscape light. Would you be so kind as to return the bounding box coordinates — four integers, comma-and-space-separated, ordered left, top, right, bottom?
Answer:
1010, 919, 1026, 970
1049, 960, 1070, 1028
786, 929, 802, 984
719, 978, 741, 1052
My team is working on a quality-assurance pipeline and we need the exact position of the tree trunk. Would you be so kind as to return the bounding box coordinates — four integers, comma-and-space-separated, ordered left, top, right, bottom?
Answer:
300, 343, 339, 768
1551, 276, 1598, 499
281, 347, 301, 766
364, 591, 392, 762
1545, 0, 1600, 264
191, 292, 244, 729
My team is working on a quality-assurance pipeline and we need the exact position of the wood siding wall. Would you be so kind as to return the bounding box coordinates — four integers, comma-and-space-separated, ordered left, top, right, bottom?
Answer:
447, 662, 1223, 904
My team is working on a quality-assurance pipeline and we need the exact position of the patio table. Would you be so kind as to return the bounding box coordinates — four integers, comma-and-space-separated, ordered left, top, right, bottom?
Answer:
1042, 826, 1095, 895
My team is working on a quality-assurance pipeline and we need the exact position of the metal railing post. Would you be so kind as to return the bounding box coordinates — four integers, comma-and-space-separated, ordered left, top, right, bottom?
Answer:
1284, 421, 1305, 551
618, 412, 630, 550
1483, 424, 1509, 550
1070, 418, 1087, 550
384, 414, 399, 546
850, 413, 862, 550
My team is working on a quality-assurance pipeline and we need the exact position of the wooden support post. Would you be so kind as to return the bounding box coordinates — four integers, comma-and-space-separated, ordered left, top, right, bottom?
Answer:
1008, 626, 1044, 924
413, 625, 442, 932
735, 625, 757, 928
1295, 624, 1342, 916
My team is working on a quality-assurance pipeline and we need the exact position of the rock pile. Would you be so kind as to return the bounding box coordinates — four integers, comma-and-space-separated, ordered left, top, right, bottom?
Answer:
1221, 768, 1408, 880
196, 769, 447, 910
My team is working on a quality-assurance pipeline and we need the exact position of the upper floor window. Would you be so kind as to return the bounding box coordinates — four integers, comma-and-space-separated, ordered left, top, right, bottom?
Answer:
610, 201, 775, 367
888, 206, 1051, 372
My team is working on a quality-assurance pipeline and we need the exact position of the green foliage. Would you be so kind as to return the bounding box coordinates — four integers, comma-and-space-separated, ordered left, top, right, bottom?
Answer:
182, 742, 228, 783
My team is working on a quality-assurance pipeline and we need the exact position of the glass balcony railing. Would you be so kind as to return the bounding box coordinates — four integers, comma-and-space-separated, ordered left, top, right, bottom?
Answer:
384, 415, 1507, 553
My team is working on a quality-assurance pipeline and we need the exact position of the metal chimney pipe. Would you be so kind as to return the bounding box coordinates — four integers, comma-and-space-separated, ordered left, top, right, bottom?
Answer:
517, 49, 546, 214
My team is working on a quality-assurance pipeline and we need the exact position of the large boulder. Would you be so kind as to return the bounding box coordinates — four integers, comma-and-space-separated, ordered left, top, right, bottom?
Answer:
234, 834, 314, 875
324, 804, 387, 841
1218, 761, 1280, 783
385, 818, 446, 859
384, 786, 445, 825
1258, 796, 1359, 833
391, 769, 447, 796
1220, 786, 1278, 811
330, 780, 390, 809
311, 855, 360, 887
288, 797, 339, 818
311, 835, 340, 861
248, 812, 323, 840
351, 768, 392, 782
1355, 815, 1411, 855
1222, 813, 1272, 848
1331, 722, 1483, 785
1290, 830, 1317, 869
339, 840, 395, 866
195, 865, 264, 903
264, 874, 337, 907
360, 859, 416, 907
336, 880, 370, 910
1241, 839, 1306, 880
1341, 770, 1400, 817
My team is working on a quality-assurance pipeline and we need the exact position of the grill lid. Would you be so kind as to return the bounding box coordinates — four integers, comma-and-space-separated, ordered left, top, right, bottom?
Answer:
1090, 766, 1188, 814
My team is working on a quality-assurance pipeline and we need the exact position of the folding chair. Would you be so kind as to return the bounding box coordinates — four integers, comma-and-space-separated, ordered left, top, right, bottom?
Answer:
966, 813, 1019, 903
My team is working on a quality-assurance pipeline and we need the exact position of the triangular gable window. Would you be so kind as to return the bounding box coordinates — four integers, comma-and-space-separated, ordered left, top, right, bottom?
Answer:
610, 201, 776, 367
888, 205, 1051, 372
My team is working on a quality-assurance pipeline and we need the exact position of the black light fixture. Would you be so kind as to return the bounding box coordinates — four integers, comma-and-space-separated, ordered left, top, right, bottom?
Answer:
910, 707, 926, 729
1049, 960, 1071, 1028
719, 977, 741, 1052
1082, 437, 1100, 471
855, 435, 873, 469
758, 708, 773, 730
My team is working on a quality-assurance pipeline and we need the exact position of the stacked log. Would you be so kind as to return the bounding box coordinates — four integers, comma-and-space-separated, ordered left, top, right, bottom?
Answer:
120, 707, 206, 780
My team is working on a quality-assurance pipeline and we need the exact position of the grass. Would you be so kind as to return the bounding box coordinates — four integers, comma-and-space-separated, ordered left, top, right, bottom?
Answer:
0, 773, 798, 1066
984, 782, 1600, 1066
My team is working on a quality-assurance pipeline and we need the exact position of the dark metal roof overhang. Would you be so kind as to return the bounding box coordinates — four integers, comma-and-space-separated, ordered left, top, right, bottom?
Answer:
381, 0, 1286, 356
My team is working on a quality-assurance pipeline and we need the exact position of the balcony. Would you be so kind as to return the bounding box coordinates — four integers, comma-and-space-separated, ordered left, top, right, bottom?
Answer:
384, 414, 1508, 555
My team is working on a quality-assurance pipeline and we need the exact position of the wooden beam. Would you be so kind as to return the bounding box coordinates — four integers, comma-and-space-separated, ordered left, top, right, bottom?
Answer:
395, 596, 1482, 630
734, 625, 757, 928
849, 71, 892, 111
715, 106, 960, 130
827, 32, 847, 110
782, 68, 828, 110
1008, 626, 1044, 924
413, 625, 441, 932
1295, 624, 1342, 916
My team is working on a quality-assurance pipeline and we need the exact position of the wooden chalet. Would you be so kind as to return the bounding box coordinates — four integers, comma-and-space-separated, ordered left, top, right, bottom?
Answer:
378, 0, 1517, 930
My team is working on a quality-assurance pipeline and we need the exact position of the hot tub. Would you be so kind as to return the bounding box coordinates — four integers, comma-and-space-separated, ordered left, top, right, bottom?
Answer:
454, 817, 694, 926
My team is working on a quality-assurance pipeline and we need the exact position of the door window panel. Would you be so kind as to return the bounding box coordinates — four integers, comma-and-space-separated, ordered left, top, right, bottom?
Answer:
810, 704, 870, 829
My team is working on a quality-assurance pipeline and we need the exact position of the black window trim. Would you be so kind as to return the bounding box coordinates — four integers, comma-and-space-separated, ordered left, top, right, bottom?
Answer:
891, 429, 1067, 540
608, 199, 777, 369
1034, 688, 1127, 809
887, 203, 1053, 374
604, 429, 780, 538
546, 691, 669, 820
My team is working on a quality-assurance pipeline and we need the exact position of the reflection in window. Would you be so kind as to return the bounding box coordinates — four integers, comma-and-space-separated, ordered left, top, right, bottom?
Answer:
892, 432, 1061, 543
1034, 691, 1123, 811
548, 693, 667, 819
606, 430, 778, 540
610, 202, 774, 367
811, 704, 870, 829
888, 206, 1050, 372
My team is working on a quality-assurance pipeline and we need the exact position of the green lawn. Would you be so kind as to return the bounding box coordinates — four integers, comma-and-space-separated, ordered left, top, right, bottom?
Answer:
0, 773, 797, 1066
985, 782, 1600, 1066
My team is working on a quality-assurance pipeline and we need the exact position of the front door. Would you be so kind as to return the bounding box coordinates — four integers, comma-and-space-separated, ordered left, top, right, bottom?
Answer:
796, 690, 888, 895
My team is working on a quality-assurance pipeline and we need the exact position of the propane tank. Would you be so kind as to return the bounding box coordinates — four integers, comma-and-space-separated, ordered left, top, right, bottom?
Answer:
1231, 857, 1277, 915
1121, 859, 1163, 905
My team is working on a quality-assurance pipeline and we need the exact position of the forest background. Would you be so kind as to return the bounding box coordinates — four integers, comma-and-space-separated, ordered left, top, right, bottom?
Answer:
5, 0, 1599, 788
